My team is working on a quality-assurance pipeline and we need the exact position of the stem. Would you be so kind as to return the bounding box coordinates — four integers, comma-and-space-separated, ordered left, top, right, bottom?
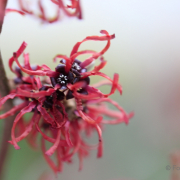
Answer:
0, 53, 15, 179
0, 0, 16, 179
0, 0, 7, 34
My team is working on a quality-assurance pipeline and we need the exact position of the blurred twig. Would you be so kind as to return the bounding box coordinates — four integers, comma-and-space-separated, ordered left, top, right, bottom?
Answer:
0, 0, 7, 34
0, 0, 16, 179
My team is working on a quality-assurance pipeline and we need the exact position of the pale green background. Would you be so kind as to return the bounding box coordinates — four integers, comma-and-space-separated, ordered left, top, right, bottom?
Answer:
1, 0, 180, 179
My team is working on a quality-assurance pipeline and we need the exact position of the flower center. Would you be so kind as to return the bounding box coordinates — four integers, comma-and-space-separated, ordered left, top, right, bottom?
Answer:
57, 74, 68, 85
72, 62, 81, 71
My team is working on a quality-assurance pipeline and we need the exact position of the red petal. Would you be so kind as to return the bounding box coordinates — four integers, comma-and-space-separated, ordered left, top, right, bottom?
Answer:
81, 60, 107, 76
51, 0, 59, 5
73, 90, 103, 100
23, 53, 32, 70
13, 53, 58, 77
11, 101, 36, 149
0, 93, 18, 107
9, 42, 27, 73
41, 138, 58, 174
41, 64, 51, 70
36, 120, 69, 146
38, 0, 60, 23
62, 126, 81, 160
105, 73, 120, 97
5, 8, 25, 15
80, 57, 94, 69
38, 0, 46, 21
0, 101, 27, 119
88, 106, 123, 119
70, 50, 96, 65
45, 129, 61, 156
35, 121, 56, 143
67, 81, 86, 91
89, 98, 132, 125
26, 127, 38, 149
9, 112, 40, 144
75, 98, 97, 124
16, 88, 55, 98
95, 124, 103, 158
18, 0, 33, 14
55, 0, 81, 18
91, 72, 123, 95
52, 100, 65, 128
70, 30, 115, 56
18, 84, 33, 90
54, 54, 72, 73
34, 77, 42, 90
64, 122, 73, 147
37, 105, 54, 125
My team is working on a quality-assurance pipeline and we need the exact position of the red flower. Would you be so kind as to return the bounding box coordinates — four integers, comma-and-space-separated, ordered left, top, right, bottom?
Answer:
0, 30, 134, 174
6, 0, 82, 23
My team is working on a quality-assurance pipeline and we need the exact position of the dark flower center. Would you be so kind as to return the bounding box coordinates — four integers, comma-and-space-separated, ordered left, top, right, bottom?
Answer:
49, 59, 90, 100
57, 73, 68, 85
71, 62, 81, 71
43, 95, 53, 109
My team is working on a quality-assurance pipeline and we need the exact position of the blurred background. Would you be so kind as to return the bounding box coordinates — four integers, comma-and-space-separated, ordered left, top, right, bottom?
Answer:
1, 0, 180, 179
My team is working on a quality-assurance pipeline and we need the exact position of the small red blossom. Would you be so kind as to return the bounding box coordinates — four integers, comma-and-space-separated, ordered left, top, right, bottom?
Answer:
0, 30, 134, 174
6, 0, 82, 23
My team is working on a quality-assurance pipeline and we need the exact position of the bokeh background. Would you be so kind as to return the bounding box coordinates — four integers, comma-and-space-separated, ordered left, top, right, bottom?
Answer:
1, 0, 180, 179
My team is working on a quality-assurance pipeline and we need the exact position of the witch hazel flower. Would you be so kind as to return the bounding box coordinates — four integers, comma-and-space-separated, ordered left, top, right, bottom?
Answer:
0, 30, 133, 174
6, 0, 82, 23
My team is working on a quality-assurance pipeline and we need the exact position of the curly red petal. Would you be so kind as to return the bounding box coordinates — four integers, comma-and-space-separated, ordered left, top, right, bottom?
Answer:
0, 93, 18, 107
92, 72, 123, 95
75, 98, 98, 124
41, 138, 58, 174
11, 101, 36, 149
36, 120, 68, 146
37, 105, 54, 125
88, 106, 123, 120
94, 124, 103, 158
23, 53, 32, 70
5, 8, 25, 15
40, 64, 51, 70
63, 122, 73, 147
18, 84, 34, 90
52, 104, 65, 128
70, 50, 96, 65
70, 30, 115, 56
45, 129, 61, 156
67, 81, 86, 91
18, 0, 33, 14
89, 98, 132, 125
55, 0, 82, 19
13, 53, 58, 77
62, 123, 81, 161
0, 101, 27, 119
35, 121, 56, 143
16, 88, 55, 98
9, 41, 27, 73
9, 112, 40, 145
81, 60, 107, 76
38, 0, 60, 23
34, 77, 42, 90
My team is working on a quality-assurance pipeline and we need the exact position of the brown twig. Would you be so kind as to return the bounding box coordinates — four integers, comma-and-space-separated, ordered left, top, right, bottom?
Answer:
0, 52, 15, 179
0, 0, 16, 179
0, 0, 7, 33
